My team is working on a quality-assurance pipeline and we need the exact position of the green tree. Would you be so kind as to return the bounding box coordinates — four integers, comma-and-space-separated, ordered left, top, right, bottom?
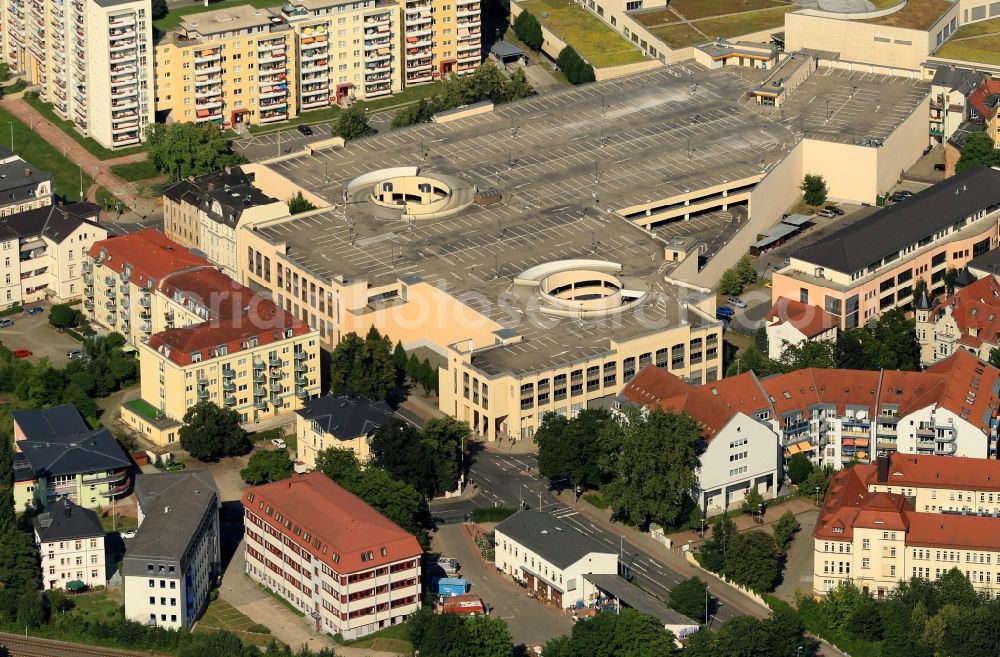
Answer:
700, 514, 736, 574
943, 267, 960, 295
409, 607, 470, 657
151, 0, 167, 20
556, 46, 595, 85
717, 267, 744, 296
779, 339, 838, 370
801, 173, 828, 206
48, 303, 78, 329
314, 447, 361, 480
734, 255, 757, 288
502, 68, 534, 102
144, 122, 243, 180
240, 449, 294, 484
0, 429, 15, 530
602, 407, 700, 529
393, 340, 408, 380
336, 104, 374, 140
725, 345, 785, 378
513, 11, 543, 51
956, 130, 1000, 173
328, 330, 396, 400
178, 401, 251, 461
287, 191, 317, 215
834, 309, 920, 371
787, 452, 813, 485
545, 609, 676, 657
723, 530, 780, 592
990, 346, 1000, 369
669, 577, 709, 623
772, 510, 801, 551
465, 615, 513, 657
16, 591, 45, 628
535, 408, 614, 490
418, 358, 437, 396
740, 487, 764, 516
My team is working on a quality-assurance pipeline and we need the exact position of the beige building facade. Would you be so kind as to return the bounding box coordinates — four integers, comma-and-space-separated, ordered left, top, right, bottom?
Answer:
0, 203, 106, 310
2, 0, 154, 149
34, 500, 107, 591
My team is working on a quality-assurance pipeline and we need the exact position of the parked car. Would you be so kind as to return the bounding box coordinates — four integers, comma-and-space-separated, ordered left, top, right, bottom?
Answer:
825, 205, 845, 216
271, 438, 287, 449
934, 163, 946, 171
14, 349, 32, 358
889, 191, 914, 203
0, 319, 13, 328
24, 306, 43, 316
716, 306, 735, 320
816, 209, 836, 219
296, 125, 313, 136
120, 529, 137, 539
727, 297, 748, 309
66, 350, 82, 359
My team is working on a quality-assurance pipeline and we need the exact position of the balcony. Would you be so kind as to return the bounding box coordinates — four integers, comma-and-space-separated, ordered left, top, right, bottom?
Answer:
84, 285, 93, 297
269, 356, 282, 367
259, 112, 288, 124
197, 388, 209, 400
105, 313, 116, 324
253, 373, 266, 384
253, 358, 265, 370
223, 366, 235, 379
140, 321, 151, 333
138, 296, 150, 308
83, 300, 94, 311
296, 385, 309, 398
103, 301, 115, 311
83, 468, 128, 485
269, 368, 282, 380
254, 400, 268, 410
224, 393, 236, 406
223, 381, 236, 392
269, 382, 282, 393
270, 393, 283, 405
194, 50, 221, 64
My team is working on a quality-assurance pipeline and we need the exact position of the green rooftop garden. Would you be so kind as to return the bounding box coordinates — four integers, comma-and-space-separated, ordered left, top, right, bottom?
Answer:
124, 398, 161, 422
934, 17, 1000, 65
154, 0, 286, 33
863, 0, 952, 30
518, 0, 647, 67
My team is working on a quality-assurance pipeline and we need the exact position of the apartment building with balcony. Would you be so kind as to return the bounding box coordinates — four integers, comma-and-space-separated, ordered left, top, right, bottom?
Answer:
280, 0, 402, 109
814, 453, 1000, 598
695, 350, 1000, 470
242, 472, 422, 639
154, 8, 296, 127
928, 65, 983, 146
33, 499, 107, 591
772, 167, 1000, 330
161, 167, 288, 280
123, 470, 220, 629
916, 274, 1000, 366
11, 404, 132, 512
2, 0, 154, 150
295, 394, 395, 467
0, 202, 105, 310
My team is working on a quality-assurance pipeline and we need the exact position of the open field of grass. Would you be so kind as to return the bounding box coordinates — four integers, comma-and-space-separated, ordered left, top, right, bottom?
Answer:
519, 0, 647, 67
632, 8, 678, 27
65, 588, 123, 622
0, 105, 94, 201
946, 16, 1000, 39
154, 0, 286, 33
694, 6, 794, 39
24, 95, 145, 160
650, 23, 708, 48
196, 598, 277, 648
864, 0, 951, 29
110, 160, 161, 182
668, 0, 791, 21
936, 35, 1000, 65
338, 621, 412, 653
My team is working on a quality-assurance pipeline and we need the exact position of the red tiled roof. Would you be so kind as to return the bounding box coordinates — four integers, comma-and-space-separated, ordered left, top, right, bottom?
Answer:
925, 349, 1000, 430
767, 297, 838, 338
907, 512, 1000, 551
159, 267, 259, 321
967, 77, 1000, 119
146, 297, 310, 366
813, 467, 870, 542
242, 472, 422, 574
928, 276, 1000, 352
88, 228, 211, 286
619, 366, 737, 440
865, 452, 1000, 492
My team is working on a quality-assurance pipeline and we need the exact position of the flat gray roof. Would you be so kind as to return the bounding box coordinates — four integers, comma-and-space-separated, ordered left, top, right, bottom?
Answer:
584, 573, 698, 627
495, 511, 614, 569
128, 470, 218, 563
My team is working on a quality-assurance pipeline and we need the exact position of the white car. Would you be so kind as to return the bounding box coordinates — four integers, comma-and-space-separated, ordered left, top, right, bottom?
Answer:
271, 438, 287, 449
120, 529, 137, 539
727, 297, 748, 309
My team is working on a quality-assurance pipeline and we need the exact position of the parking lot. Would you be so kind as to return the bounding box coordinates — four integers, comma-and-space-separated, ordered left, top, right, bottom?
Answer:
233, 111, 395, 162
433, 523, 573, 647
0, 304, 82, 367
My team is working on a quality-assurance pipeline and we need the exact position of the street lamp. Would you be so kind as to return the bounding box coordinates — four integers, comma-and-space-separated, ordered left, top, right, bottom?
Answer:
705, 586, 709, 625
815, 485, 821, 506
758, 502, 764, 525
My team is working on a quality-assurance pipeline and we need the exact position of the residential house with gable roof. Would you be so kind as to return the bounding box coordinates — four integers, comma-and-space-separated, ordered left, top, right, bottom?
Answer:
766, 297, 839, 360
916, 275, 1000, 365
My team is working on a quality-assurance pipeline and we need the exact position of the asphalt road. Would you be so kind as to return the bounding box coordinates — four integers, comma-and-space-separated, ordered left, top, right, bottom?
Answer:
433, 450, 751, 626
233, 110, 396, 163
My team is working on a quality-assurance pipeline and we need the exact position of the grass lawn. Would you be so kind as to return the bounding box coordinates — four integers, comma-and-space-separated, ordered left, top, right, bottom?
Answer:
632, 8, 679, 28
667, 0, 791, 21
99, 511, 138, 533
111, 160, 161, 182
936, 36, 1000, 64
0, 105, 94, 201
196, 598, 277, 648
946, 16, 1000, 39
65, 588, 123, 622
337, 621, 412, 653
3, 79, 27, 93
124, 398, 160, 421
863, 0, 951, 29
693, 6, 794, 39
519, 0, 647, 67
868, 0, 904, 8
651, 23, 708, 48
23, 95, 146, 161
154, 0, 286, 32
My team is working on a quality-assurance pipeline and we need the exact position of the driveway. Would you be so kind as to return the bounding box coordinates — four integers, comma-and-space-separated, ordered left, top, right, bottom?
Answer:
774, 509, 819, 603
433, 523, 574, 647
723, 288, 772, 333
0, 305, 82, 367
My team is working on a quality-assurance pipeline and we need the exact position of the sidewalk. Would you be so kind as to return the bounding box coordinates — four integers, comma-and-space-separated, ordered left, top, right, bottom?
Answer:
0, 95, 159, 219
219, 541, 403, 657
669, 496, 818, 549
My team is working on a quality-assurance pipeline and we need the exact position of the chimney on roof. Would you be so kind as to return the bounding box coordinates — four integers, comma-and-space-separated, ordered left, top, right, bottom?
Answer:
876, 455, 889, 483
164, 506, 171, 514
24, 167, 30, 177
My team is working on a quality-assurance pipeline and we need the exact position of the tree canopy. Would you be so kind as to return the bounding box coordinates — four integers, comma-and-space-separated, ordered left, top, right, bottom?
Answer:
287, 191, 317, 215
956, 131, 1000, 173
369, 417, 468, 497
336, 104, 374, 141
144, 122, 243, 180
513, 10, 543, 50
801, 173, 828, 206
541, 608, 677, 657
240, 449, 294, 485
557, 46, 596, 85
329, 329, 397, 401
669, 577, 709, 623
718, 255, 757, 296
179, 401, 251, 461
535, 408, 614, 490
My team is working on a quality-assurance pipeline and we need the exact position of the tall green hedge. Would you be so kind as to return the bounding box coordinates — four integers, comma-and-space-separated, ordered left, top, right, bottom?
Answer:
557, 45, 596, 85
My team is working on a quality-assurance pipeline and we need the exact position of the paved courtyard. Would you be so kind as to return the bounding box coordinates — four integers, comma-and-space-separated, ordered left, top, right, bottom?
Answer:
0, 304, 82, 367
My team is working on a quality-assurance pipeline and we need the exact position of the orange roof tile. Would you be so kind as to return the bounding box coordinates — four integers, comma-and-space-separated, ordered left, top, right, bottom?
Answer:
767, 297, 839, 338
619, 366, 737, 440
243, 472, 422, 575
88, 228, 211, 286
929, 276, 1000, 351
865, 452, 1000, 492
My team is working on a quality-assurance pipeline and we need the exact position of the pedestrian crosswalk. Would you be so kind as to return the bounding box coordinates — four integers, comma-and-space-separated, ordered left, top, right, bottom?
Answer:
551, 506, 579, 519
